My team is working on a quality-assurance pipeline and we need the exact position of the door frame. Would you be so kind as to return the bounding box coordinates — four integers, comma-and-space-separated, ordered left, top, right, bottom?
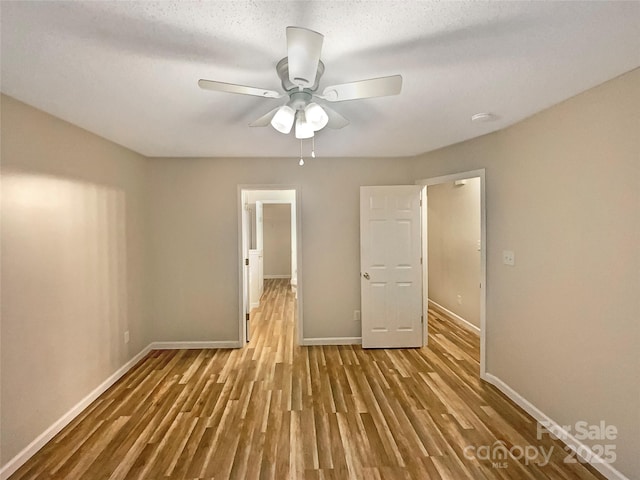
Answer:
237, 185, 304, 346
416, 169, 487, 379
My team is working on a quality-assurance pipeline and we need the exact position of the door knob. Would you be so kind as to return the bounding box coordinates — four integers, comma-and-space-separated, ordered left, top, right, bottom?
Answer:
363, 272, 370, 280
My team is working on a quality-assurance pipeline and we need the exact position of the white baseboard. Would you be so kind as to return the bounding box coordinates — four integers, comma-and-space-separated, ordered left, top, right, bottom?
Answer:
301, 337, 362, 346
0, 344, 153, 480
264, 274, 291, 279
483, 373, 630, 480
428, 299, 480, 334
150, 340, 241, 350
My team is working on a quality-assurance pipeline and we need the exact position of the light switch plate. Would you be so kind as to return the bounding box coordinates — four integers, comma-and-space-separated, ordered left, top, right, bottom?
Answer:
503, 250, 515, 266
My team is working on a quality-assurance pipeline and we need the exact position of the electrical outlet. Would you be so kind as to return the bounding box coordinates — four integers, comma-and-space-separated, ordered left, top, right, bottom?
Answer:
457, 294, 462, 305
124, 331, 130, 344
354, 310, 361, 322
477, 239, 481, 251
503, 250, 515, 266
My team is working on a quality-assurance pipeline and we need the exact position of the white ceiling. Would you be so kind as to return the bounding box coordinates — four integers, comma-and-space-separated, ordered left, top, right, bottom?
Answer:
1, 1, 638, 158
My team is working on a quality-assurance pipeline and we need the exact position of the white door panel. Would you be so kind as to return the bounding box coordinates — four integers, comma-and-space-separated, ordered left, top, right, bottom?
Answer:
256, 201, 264, 250
360, 186, 423, 348
242, 203, 251, 342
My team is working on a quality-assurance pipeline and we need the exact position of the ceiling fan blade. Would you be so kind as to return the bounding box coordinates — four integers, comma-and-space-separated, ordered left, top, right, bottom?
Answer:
286, 27, 324, 89
321, 104, 350, 129
320, 75, 402, 102
249, 107, 281, 127
198, 79, 283, 99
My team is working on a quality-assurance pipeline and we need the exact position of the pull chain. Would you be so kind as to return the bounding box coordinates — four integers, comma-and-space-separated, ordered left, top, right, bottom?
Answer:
311, 136, 316, 158
299, 139, 304, 166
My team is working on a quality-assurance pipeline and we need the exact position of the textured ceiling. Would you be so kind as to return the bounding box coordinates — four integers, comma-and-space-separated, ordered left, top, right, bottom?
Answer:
1, 1, 639, 158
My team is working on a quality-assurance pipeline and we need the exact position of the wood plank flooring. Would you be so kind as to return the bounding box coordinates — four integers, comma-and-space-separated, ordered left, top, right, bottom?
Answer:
10, 279, 605, 479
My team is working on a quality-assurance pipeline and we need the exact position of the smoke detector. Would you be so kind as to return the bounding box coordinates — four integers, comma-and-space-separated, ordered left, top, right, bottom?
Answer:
471, 112, 498, 123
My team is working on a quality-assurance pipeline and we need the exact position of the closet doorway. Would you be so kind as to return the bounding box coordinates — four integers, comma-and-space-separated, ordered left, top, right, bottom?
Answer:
417, 169, 487, 378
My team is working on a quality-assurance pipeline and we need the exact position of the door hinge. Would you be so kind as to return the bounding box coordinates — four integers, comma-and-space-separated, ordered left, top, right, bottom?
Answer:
420, 257, 423, 265
245, 258, 249, 266
246, 313, 250, 321
420, 199, 423, 207
421, 314, 424, 324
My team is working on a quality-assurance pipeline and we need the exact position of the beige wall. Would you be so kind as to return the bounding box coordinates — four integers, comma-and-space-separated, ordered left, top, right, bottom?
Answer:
263, 204, 292, 277
0, 95, 150, 464
147, 156, 412, 342
412, 69, 640, 479
427, 178, 481, 327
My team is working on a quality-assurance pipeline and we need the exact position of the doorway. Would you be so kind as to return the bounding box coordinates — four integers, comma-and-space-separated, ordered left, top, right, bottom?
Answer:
238, 186, 303, 345
417, 169, 487, 378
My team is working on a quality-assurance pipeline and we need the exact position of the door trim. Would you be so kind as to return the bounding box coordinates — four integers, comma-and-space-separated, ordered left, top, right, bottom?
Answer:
237, 185, 303, 347
416, 169, 487, 379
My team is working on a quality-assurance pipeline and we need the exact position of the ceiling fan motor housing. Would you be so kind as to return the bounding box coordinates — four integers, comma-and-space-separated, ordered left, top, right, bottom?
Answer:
288, 91, 313, 111
277, 58, 325, 93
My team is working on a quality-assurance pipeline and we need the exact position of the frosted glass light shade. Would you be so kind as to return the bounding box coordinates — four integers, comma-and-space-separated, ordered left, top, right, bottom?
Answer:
304, 103, 329, 131
270, 105, 295, 134
295, 112, 314, 139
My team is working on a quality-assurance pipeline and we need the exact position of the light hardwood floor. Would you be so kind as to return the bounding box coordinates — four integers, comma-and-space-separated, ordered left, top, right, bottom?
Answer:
10, 279, 605, 479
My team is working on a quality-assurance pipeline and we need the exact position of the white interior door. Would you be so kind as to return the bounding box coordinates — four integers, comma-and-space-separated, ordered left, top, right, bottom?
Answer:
242, 202, 251, 342
256, 201, 264, 250
249, 249, 263, 310
360, 186, 423, 348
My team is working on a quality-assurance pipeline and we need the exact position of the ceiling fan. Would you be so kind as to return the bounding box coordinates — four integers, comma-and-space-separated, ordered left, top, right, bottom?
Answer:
198, 27, 402, 139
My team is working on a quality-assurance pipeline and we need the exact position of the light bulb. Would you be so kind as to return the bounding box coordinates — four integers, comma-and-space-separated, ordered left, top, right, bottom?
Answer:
304, 103, 329, 131
299, 158, 304, 166
295, 111, 314, 139
270, 105, 295, 134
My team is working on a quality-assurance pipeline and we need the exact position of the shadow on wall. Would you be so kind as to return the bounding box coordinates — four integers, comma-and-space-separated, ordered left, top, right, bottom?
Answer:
1, 171, 129, 461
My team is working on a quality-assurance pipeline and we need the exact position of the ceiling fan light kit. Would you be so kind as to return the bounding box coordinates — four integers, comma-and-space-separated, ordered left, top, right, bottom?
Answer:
198, 25, 403, 154
270, 105, 295, 134
295, 111, 314, 139
304, 102, 329, 131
